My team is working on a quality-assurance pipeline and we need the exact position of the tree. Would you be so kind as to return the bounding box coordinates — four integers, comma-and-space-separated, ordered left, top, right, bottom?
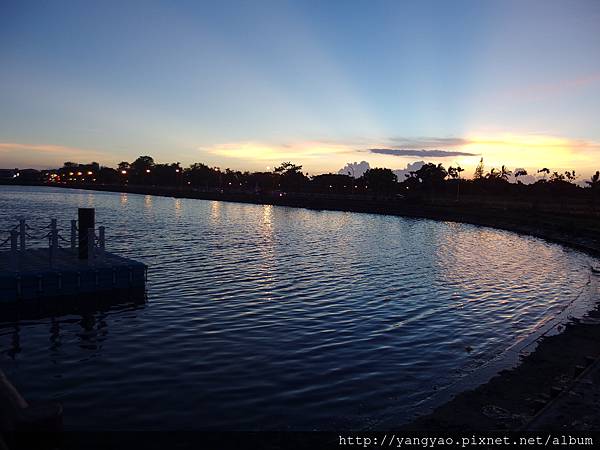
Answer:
486, 168, 502, 179
131, 156, 155, 173
186, 163, 219, 189
361, 168, 398, 195
500, 165, 512, 181
414, 163, 447, 186
564, 170, 577, 183
549, 171, 565, 183
514, 169, 528, 183
473, 158, 485, 180
586, 171, 600, 188
537, 167, 550, 181
448, 166, 464, 200
273, 162, 308, 192
118, 161, 130, 172
274, 162, 303, 176
310, 174, 353, 193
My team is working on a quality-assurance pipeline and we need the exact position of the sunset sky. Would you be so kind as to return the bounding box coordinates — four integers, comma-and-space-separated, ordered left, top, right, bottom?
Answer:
1, 0, 599, 178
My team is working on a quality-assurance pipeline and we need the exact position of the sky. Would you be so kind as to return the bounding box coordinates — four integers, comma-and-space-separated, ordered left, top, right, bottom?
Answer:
1, 0, 599, 179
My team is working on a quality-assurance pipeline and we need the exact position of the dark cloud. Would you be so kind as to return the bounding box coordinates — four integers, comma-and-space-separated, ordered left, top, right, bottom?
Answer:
369, 148, 478, 157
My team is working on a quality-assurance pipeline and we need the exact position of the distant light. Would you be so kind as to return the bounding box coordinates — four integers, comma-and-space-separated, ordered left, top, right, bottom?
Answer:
228, 182, 232, 185
87, 171, 93, 175
77, 171, 82, 176
354, 185, 358, 188
69, 172, 74, 176
146, 169, 151, 173
329, 185, 332, 188
175, 169, 180, 173
187, 181, 191, 185
121, 170, 127, 174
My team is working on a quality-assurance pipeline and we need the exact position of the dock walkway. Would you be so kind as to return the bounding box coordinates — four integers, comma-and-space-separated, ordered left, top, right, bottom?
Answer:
0, 209, 146, 309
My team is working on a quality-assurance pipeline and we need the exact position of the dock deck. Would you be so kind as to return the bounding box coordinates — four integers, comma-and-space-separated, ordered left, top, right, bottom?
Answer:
0, 210, 147, 317
0, 248, 146, 304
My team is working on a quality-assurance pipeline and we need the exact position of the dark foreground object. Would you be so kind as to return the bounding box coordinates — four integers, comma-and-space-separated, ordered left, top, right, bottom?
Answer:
0, 370, 62, 450
0, 248, 146, 317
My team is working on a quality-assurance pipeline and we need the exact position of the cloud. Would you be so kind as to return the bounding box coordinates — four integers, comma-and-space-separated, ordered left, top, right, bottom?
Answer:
206, 140, 354, 161
338, 161, 370, 177
0, 142, 112, 169
369, 148, 478, 157
389, 137, 473, 147
500, 72, 600, 102
393, 161, 426, 179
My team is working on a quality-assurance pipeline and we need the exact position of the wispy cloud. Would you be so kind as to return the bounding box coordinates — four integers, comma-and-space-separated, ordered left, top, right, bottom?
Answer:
0, 142, 111, 168
0, 142, 90, 154
369, 148, 478, 157
500, 72, 600, 102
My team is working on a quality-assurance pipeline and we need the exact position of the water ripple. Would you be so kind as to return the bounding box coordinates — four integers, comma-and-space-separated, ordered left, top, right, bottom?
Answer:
0, 186, 597, 430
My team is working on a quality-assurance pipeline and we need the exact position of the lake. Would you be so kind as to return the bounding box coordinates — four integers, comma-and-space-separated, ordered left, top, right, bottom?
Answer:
0, 185, 596, 430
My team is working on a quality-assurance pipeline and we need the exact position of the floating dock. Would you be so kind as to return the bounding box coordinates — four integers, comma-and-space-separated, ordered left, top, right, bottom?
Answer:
0, 209, 147, 315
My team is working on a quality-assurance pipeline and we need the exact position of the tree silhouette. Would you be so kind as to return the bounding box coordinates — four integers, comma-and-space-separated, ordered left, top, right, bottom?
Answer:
361, 168, 397, 195
564, 170, 577, 183
514, 169, 528, 183
586, 171, 600, 188
500, 165, 512, 180
448, 166, 464, 200
474, 158, 485, 180
537, 167, 550, 181
274, 162, 308, 191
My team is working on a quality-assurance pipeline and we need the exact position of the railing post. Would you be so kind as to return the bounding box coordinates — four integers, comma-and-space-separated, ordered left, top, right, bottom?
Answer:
70, 220, 77, 250
19, 219, 26, 251
78, 208, 95, 259
87, 228, 95, 263
98, 226, 105, 254
49, 219, 58, 266
10, 230, 18, 271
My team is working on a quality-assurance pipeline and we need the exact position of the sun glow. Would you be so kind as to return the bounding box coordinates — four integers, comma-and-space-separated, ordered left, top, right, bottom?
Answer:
460, 133, 597, 174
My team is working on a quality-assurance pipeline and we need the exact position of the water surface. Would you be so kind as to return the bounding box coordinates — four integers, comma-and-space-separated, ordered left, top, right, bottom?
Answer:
0, 186, 596, 430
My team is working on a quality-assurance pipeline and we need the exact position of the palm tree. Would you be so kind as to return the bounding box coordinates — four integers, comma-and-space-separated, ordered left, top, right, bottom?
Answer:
500, 165, 512, 181
448, 166, 464, 200
586, 171, 600, 188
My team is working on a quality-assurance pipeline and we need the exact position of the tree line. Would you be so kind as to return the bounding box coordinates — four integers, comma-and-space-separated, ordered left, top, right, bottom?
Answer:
13, 155, 600, 198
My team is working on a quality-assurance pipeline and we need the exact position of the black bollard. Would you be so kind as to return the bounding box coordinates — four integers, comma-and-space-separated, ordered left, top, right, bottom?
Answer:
78, 208, 95, 259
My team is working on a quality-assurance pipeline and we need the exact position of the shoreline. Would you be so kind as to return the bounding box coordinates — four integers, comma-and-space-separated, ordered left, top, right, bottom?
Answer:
6, 182, 600, 257
4, 182, 600, 431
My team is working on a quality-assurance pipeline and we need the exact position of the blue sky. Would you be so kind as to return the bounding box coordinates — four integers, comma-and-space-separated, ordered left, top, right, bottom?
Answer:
1, 0, 599, 177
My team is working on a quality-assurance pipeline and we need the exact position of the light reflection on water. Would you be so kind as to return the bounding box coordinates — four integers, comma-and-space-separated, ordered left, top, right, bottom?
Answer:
0, 186, 597, 430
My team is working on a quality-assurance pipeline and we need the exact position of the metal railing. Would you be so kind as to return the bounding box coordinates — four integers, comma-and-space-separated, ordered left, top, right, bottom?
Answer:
1, 219, 106, 268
